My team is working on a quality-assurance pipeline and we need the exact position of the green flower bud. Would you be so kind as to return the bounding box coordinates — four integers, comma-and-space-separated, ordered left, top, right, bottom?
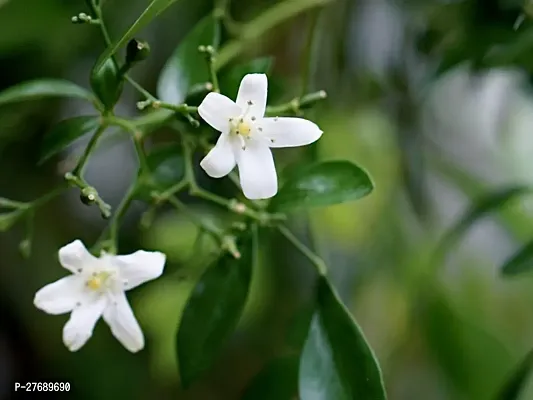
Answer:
80, 187, 98, 206
90, 57, 124, 111
19, 239, 31, 259
126, 39, 151, 65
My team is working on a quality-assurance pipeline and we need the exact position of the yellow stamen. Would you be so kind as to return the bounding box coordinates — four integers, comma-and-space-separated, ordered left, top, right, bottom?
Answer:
86, 271, 111, 290
237, 121, 251, 136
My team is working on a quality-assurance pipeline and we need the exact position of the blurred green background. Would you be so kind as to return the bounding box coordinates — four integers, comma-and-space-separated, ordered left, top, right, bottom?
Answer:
4, 0, 533, 399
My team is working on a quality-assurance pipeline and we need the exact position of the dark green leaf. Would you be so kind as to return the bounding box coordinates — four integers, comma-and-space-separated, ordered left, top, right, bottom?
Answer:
39, 116, 100, 164
219, 57, 274, 98
299, 276, 387, 400
270, 161, 374, 212
495, 349, 533, 400
502, 239, 533, 277
158, 16, 220, 103
90, 58, 124, 111
136, 144, 185, 201
0, 79, 94, 106
242, 356, 299, 400
434, 186, 530, 263
93, 0, 180, 73
422, 286, 514, 399
177, 229, 256, 388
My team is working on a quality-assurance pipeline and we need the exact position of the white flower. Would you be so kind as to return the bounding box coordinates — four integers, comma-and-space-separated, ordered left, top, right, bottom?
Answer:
34, 240, 165, 353
198, 73, 323, 200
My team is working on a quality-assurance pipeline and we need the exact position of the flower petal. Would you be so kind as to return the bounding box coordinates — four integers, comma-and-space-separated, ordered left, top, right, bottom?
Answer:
103, 292, 144, 353
200, 133, 236, 178
63, 296, 107, 351
236, 141, 277, 199
114, 251, 166, 290
260, 117, 323, 148
236, 74, 268, 119
198, 92, 241, 132
58, 240, 98, 274
34, 275, 85, 315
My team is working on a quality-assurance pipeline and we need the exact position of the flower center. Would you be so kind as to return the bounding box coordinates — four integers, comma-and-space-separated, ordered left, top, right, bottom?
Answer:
86, 271, 112, 291
229, 117, 253, 137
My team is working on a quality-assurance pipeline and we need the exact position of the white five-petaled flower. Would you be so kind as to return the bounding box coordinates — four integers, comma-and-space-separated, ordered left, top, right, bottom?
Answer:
34, 240, 165, 353
198, 73, 323, 200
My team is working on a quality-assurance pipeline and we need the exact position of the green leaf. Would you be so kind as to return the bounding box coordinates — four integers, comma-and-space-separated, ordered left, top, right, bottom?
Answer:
434, 186, 530, 263
501, 239, 533, 277
39, 116, 100, 164
422, 286, 514, 399
177, 229, 256, 388
157, 16, 221, 103
136, 144, 185, 201
219, 57, 274, 98
93, 0, 180, 73
90, 58, 124, 111
496, 349, 533, 400
271, 161, 374, 212
242, 356, 299, 400
299, 276, 387, 400
0, 79, 94, 106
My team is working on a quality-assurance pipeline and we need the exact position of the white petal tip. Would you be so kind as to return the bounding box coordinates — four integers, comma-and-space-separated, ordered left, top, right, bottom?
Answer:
200, 156, 232, 179
243, 189, 278, 200
243, 73, 266, 78
126, 342, 144, 353
63, 336, 88, 352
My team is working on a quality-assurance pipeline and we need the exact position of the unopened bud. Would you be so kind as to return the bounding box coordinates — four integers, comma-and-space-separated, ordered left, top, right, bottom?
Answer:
126, 39, 151, 65
221, 235, 241, 259
19, 239, 31, 259
139, 208, 156, 230
80, 187, 98, 205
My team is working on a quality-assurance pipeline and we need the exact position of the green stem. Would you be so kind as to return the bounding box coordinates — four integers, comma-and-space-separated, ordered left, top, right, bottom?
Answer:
153, 180, 188, 203
206, 49, 220, 93
300, 9, 321, 97
30, 185, 68, 209
215, 0, 334, 69
278, 224, 327, 276
105, 116, 149, 172
89, 0, 156, 101
154, 101, 198, 117
126, 76, 156, 101
0, 197, 27, 209
108, 182, 137, 253
167, 195, 223, 241
73, 122, 108, 175
213, 0, 241, 37
64, 173, 112, 218
266, 90, 327, 116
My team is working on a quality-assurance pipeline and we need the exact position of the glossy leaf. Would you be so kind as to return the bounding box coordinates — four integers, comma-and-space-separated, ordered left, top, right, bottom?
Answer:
158, 16, 220, 103
434, 186, 530, 262
90, 58, 124, 111
242, 356, 299, 400
496, 349, 533, 400
136, 144, 185, 201
39, 116, 100, 164
177, 229, 256, 388
501, 239, 533, 277
271, 161, 374, 212
93, 0, 180, 73
299, 276, 387, 400
0, 79, 94, 106
219, 57, 274, 98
